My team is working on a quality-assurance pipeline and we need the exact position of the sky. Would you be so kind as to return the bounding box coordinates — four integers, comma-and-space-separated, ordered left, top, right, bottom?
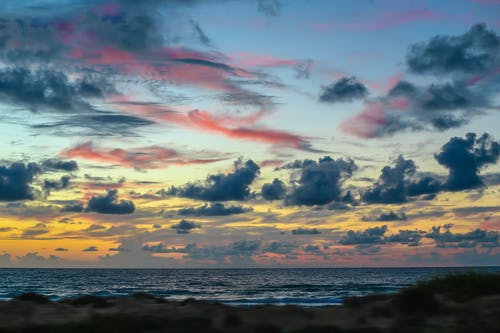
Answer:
0, 0, 499, 268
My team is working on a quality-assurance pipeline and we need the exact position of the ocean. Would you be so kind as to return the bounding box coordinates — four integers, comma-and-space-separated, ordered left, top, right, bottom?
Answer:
1, 267, 498, 306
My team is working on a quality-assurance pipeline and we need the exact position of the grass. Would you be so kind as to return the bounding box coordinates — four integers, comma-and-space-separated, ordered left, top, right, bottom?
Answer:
394, 271, 500, 313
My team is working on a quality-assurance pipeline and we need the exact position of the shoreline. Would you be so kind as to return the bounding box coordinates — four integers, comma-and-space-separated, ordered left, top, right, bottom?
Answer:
1, 272, 499, 332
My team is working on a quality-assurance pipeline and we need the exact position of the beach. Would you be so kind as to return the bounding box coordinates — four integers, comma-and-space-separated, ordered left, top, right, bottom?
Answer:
1, 272, 499, 333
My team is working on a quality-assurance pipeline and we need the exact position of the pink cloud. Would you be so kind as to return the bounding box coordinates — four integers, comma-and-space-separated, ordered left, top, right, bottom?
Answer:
61, 142, 227, 169
366, 73, 404, 94
229, 52, 299, 68
111, 99, 313, 150
466, 67, 500, 86
340, 101, 387, 138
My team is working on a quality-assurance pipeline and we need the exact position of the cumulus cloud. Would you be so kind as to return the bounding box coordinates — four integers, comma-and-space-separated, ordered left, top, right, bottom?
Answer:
170, 220, 202, 234
261, 178, 286, 200
362, 155, 440, 204
0, 162, 41, 201
42, 159, 78, 172
319, 77, 368, 103
339, 225, 388, 245
286, 156, 357, 206
178, 202, 252, 216
61, 203, 84, 212
342, 24, 500, 138
291, 228, 322, 235
262, 241, 298, 254
426, 224, 499, 248
406, 23, 499, 74
385, 229, 425, 247
362, 210, 407, 222
168, 158, 260, 201
43, 175, 71, 193
86, 190, 135, 214
435, 132, 500, 191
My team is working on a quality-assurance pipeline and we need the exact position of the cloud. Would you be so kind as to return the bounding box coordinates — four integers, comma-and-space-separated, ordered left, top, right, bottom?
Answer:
407, 23, 499, 74
291, 228, 322, 235
286, 156, 357, 206
261, 178, 286, 200
426, 224, 499, 248
257, 0, 282, 16
86, 189, 135, 214
319, 77, 368, 103
0, 162, 41, 201
82, 246, 99, 252
178, 202, 252, 216
362, 210, 407, 222
385, 229, 425, 247
362, 155, 440, 204
170, 219, 202, 234
61, 141, 228, 169
190, 19, 212, 47
22, 223, 49, 238
168, 158, 260, 201
34, 113, 155, 137
262, 241, 298, 254
43, 175, 71, 193
0, 67, 110, 112
342, 24, 500, 138
61, 203, 84, 212
435, 132, 500, 191
54, 247, 68, 252
42, 159, 78, 172
339, 225, 388, 245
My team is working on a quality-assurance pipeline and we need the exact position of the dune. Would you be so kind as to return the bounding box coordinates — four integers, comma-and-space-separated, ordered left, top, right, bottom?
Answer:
0, 272, 499, 333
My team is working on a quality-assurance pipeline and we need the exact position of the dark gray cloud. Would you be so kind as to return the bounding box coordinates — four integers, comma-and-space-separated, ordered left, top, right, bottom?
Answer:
362, 210, 407, 222
261, 178, 286, 200
190, 19, 212, 47
407, 23, 499, 74
339, 225, 388, 245
435, 132, 500, 191
276, 159, 316, 170
32, 113, 155, 137
362, 155, 440, 204
86, 190, 135, 214
22, 223, 49, 238
319, 77, 368, 103
426, 224, 499, 248
168, 158, 260, 201
82, 246, 99, 252
54, 247, 68, 252
43, 175, 70, 193
347, 24, 499, 138
0, 162, 41, 201
61, 203, 84, 212
291, 228, 321, 235
262, 241, 298, 254
257, 0, 282, 16
385, 229, 424, 247
170, 219, 201, 234
0, 67, 111, 112
178, 202, 252, 216
286, 156, 357, 206
42, 159, 78, 172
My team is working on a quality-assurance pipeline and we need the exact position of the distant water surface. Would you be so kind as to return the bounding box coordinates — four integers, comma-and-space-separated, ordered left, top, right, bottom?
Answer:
1, 267, 498, 306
